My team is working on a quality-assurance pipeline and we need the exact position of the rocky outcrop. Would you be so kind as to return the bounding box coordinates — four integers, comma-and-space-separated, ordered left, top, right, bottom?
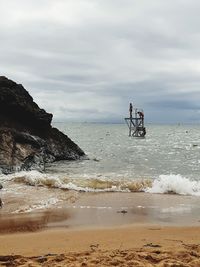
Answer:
0, 76, 85, 174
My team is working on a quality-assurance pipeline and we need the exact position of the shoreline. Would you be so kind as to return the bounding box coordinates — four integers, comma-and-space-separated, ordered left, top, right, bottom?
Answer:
1, 191, 200, 265
1, 191, 200, 231
1, 191, 200, 232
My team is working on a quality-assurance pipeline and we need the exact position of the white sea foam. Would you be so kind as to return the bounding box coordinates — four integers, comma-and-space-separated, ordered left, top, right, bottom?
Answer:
161, 206, 191, 213
3, 170, 200, 196
62, 182, 130, 192
9, 171, 130, 192
72, 205, 113, 209
7, 170, 149, 192
146, 174, 200, 196
12, 197, 59, 213
10, 170, 67, 188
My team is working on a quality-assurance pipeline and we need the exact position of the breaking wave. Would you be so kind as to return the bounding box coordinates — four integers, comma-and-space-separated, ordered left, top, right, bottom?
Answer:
5, 171, 151, 192
145, 174, 200, 196
2, 171, 200, 196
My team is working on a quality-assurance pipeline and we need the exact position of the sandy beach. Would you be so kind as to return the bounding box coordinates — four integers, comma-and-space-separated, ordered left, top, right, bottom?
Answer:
0, 226, 200, 266
0, 192, 200, 266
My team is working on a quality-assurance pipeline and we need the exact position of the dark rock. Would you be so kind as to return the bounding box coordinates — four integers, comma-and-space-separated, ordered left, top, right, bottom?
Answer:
0, 184, 2, 208
36, 256, 48, 263
0, 76, 85, 173
117, 210, 128, 214
143, 243, 162, 248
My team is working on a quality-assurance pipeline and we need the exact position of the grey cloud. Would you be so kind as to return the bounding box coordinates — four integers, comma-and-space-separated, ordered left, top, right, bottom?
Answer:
147, 100, 200, 111
1, 0, 200, 122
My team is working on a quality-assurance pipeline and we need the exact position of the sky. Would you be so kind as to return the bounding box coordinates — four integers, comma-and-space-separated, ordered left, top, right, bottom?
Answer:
1, 0, 200, 123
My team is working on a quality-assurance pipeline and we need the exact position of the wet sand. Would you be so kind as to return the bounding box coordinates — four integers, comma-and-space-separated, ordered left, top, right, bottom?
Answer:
0, 192, 200, 266
1, 191, 200, 229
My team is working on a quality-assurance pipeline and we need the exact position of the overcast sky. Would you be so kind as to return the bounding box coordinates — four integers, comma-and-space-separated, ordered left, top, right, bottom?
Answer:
1, 0, 200, 123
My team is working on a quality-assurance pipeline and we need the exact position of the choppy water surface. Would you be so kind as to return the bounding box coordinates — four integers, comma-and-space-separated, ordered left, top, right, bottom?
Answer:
33, 123, 200, 194
50, 123, 200, 181
1, 123, 200, 200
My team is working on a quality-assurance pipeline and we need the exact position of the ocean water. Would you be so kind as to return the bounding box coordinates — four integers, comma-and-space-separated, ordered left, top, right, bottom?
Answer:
51, 122, 200, 183
1, 123, 200, 216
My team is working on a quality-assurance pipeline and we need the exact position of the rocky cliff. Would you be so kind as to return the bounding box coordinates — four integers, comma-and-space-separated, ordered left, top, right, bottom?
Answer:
0, 76, 85, 173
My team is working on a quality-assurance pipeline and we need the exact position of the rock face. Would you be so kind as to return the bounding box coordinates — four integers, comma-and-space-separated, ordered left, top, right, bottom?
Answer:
0, 76, 85, 173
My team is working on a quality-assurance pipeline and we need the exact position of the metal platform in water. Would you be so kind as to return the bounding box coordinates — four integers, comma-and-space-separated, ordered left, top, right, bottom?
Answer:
125, 103, 146, 137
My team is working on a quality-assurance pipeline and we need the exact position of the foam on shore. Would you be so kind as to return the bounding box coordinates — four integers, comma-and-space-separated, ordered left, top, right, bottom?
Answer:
1, 171, 200, 196
4, 170, 151, 192
146, 174, 200, 196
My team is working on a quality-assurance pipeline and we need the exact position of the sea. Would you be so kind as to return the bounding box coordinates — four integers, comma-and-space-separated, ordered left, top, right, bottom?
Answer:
1, 123, 200, 223
47, 122, 200, 193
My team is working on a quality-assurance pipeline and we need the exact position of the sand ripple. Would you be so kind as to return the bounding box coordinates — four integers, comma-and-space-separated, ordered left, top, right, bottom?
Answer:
0, 245, 200, 266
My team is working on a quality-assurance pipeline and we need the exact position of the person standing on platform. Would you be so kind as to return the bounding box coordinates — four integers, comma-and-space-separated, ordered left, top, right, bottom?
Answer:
129, 103, 133, 118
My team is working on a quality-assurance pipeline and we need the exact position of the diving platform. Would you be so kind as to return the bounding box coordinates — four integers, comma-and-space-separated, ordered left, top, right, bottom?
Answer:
125, 103, 146, 137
